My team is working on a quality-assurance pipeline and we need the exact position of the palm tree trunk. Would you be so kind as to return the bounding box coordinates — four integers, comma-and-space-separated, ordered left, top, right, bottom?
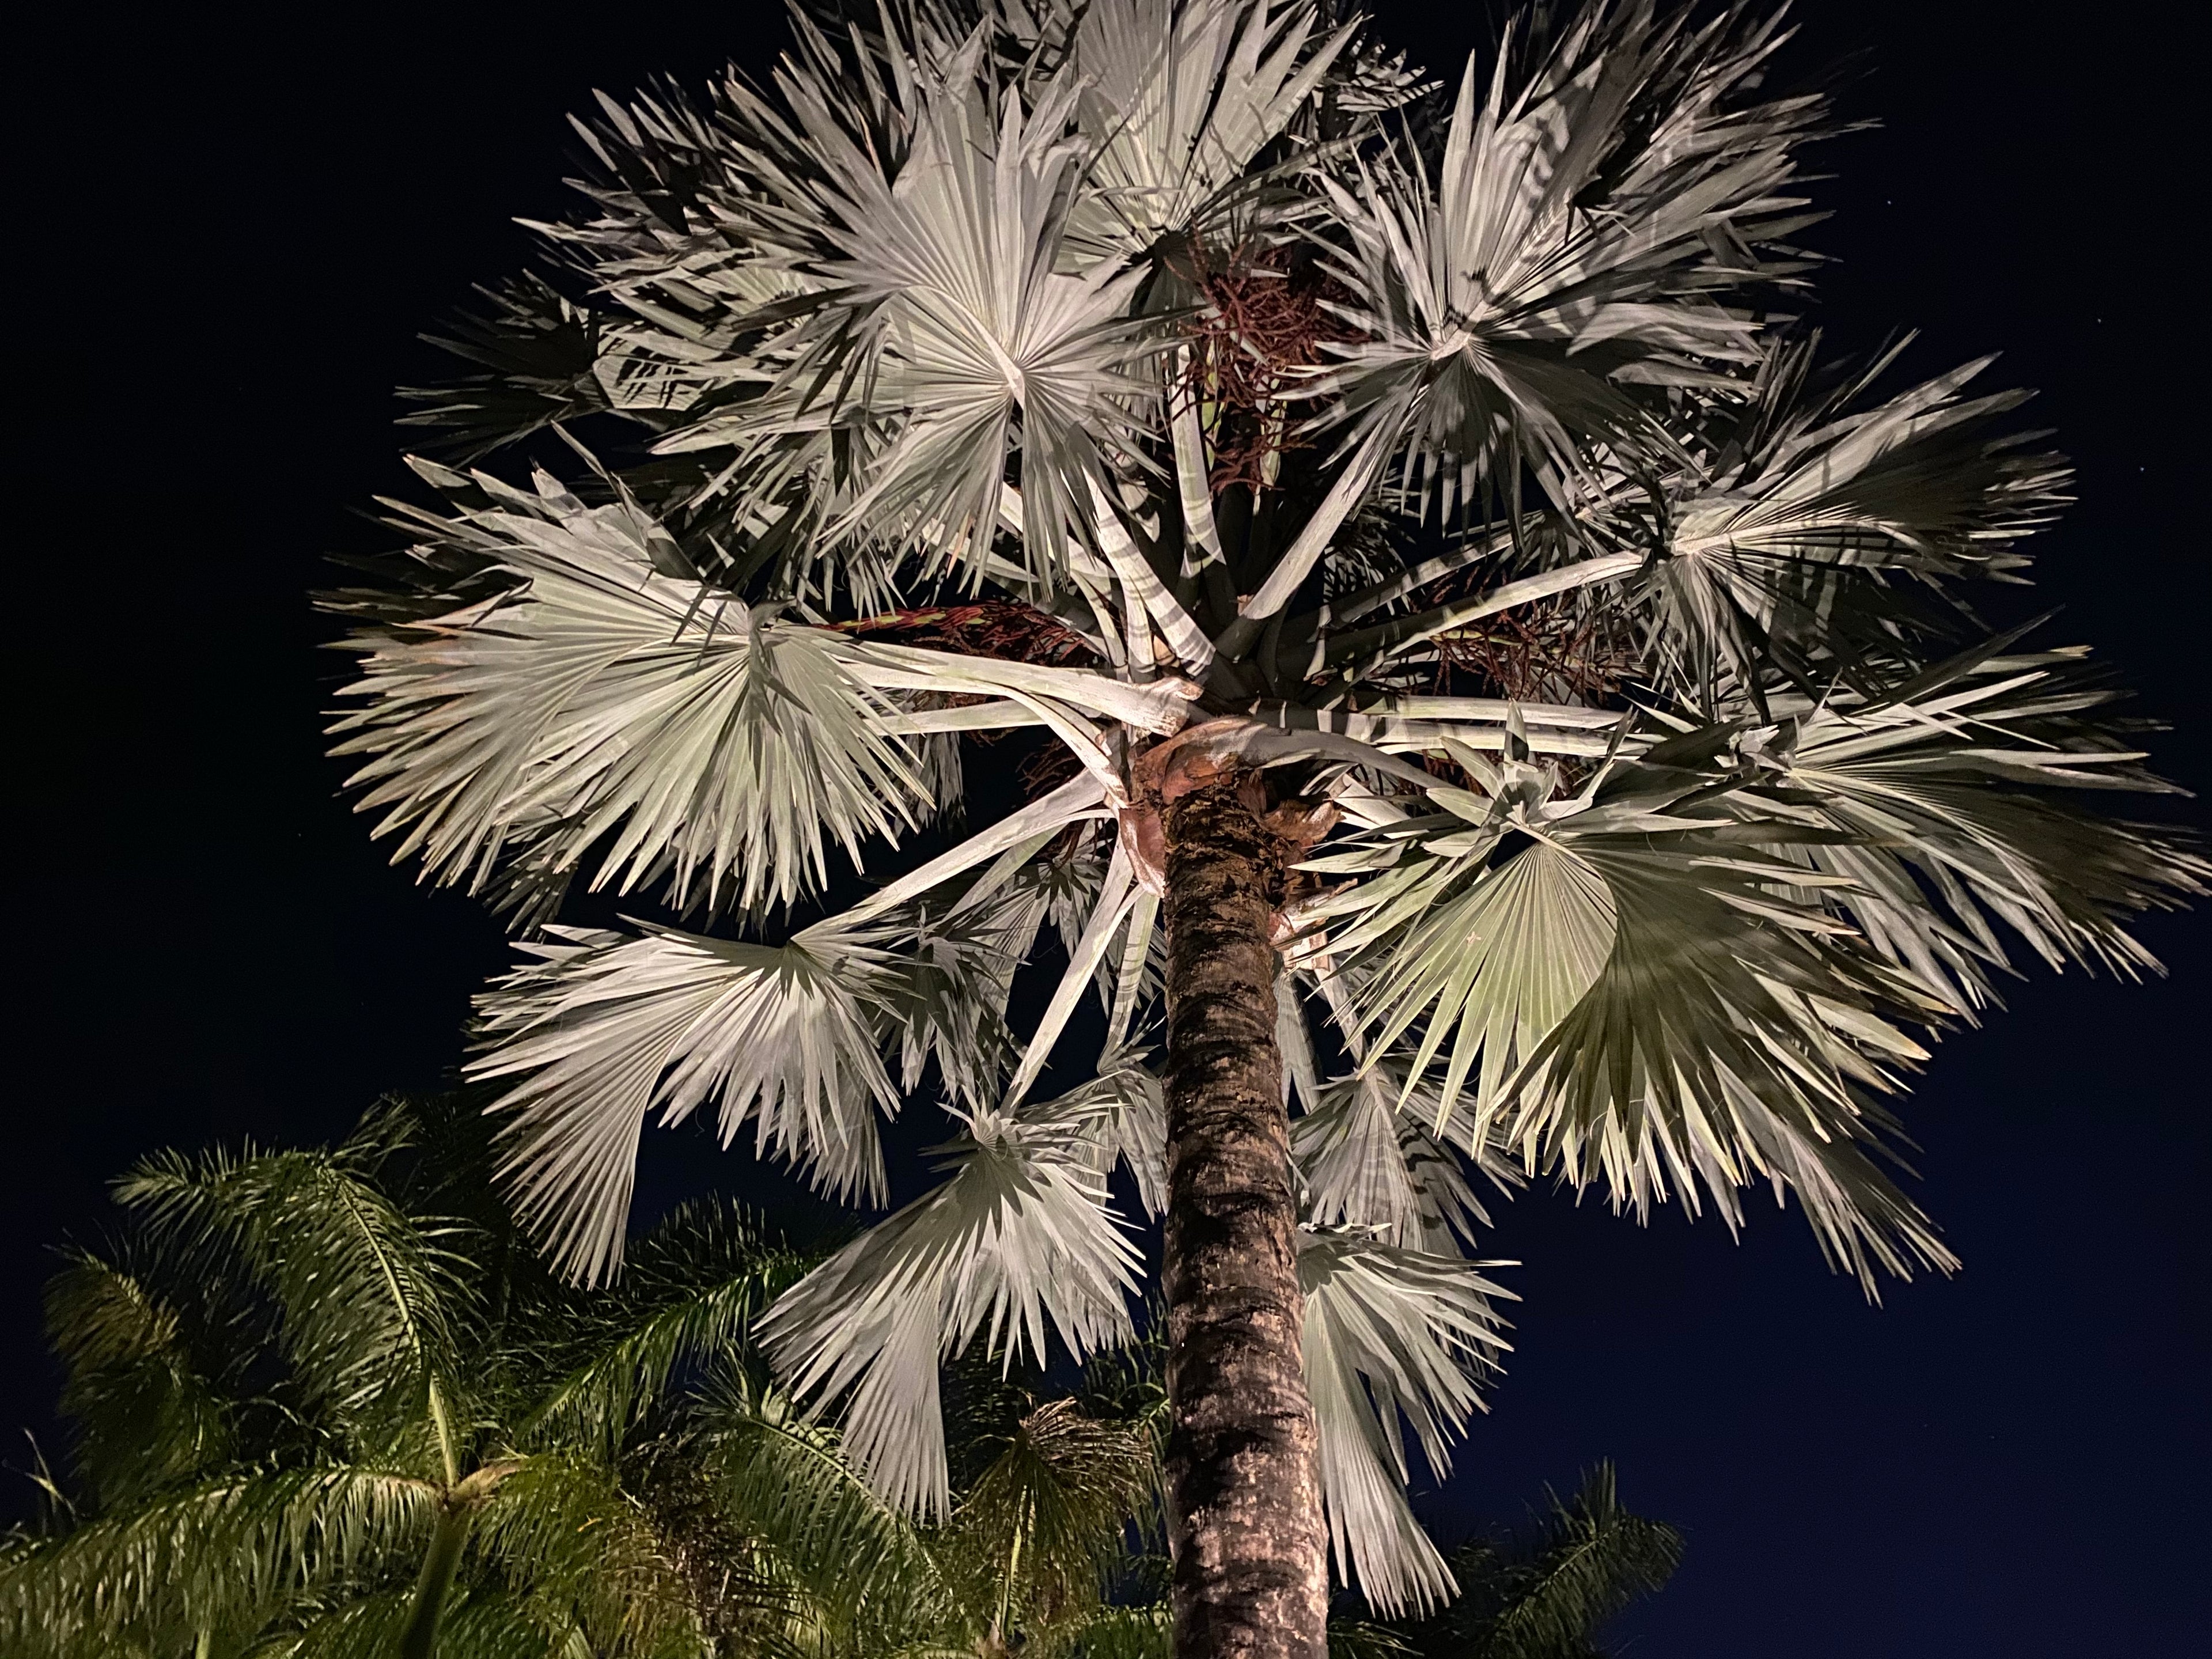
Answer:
398, 1503, 472, 1659
1158, 773, 1328, 1659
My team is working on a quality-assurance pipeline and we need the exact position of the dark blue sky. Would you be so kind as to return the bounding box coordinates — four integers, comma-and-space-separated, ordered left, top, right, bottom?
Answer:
10, 2, 2206, 1653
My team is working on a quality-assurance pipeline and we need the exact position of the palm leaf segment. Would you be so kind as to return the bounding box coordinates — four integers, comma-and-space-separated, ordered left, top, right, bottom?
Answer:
329, 0, 2205, 1613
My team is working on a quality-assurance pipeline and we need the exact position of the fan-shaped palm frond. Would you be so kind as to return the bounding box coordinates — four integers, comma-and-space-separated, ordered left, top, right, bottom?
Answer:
1313, 732, 1979, 1287
758, 1104, 1143, 1518
332, 465, 935, 917
1305, 1, 1825, 521
1747, 649, 2209, 1009
653, 37, 1159, 587
1293, 1062, 1493, 1254
1062, 0, 1355, 264
1631, 341, 2073, 692
397, 273, 614, 462
320, 0, 2205, 1624
1033, 1043, 1171, 1217
1300, 1232, 1514, 1616
472, 918, 906, 1283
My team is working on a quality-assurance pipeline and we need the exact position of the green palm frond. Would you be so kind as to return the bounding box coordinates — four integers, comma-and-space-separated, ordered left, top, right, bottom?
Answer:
518, 1202, 815, 1455
467, 1452, 711, 1657
43, 1253, 236, 1510
694, 1384, 964, 1644
1435, 1462, 1681, 1659
113, 1143, 471, 1446
0, 1467, 435, 1658
946, 1396, 1157, 1639
271, 1585, 568, 1659
1063, 1601, 1175, 1659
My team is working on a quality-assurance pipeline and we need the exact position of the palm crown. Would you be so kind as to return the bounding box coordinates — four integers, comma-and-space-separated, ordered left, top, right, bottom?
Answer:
327, 0, 2204, 1616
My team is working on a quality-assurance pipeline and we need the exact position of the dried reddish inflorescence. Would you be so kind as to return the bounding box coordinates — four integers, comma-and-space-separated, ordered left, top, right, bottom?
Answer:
1431, 594, 1637, 703
1173, 237, 1358, 495
833, 601, 1098, 666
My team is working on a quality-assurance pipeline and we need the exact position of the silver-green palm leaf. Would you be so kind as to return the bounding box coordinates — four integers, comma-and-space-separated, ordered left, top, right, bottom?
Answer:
324, 0, 2205, 1615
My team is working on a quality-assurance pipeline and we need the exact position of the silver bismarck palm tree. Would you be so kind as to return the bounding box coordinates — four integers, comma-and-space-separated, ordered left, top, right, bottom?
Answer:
328, 1, 2203, 1653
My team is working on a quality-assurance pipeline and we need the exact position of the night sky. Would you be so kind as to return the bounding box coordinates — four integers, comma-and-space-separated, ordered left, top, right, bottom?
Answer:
12, 2, 2207, 1652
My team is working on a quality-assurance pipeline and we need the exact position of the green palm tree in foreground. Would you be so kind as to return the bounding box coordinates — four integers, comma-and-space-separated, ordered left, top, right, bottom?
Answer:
0, 1097, 1168, 1658
2, 1100, 1680, 1659
325, 0, 2203, 1651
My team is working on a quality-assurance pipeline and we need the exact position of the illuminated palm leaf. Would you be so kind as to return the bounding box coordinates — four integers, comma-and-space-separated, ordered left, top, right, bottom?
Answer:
472, 918, 906, 1285
1750, 650, 2210, 1007
324, 0, 2207, 1618
1631, 340, 2074, 691
1306, 1, 1826, 518
1293, 1060, 1494, 1255
757, 1103, 1143, 1519
662, 43, 1158, 586
1300, 1231, 1513, 1616
332, 468, 934, 915
1062, 0, 1356, 264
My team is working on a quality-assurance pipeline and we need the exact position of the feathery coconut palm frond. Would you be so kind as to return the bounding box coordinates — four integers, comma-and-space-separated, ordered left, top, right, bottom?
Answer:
0, 1467, 436, 1658
43, 1253, 237, 1511
694, 1385, 965, 1644
518, 1202, 815, 1456
1432, 1461, 1681, 1659
113, 1144, 471, 1444
945, 1396, 1157, 1634
1300, 1232, 1514, 1616
757, 1105, 1143, 1519
464, 1452, 715, 1655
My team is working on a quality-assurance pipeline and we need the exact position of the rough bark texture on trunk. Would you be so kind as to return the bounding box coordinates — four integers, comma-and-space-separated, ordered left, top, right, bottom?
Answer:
1160, 774, 1328, 1659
